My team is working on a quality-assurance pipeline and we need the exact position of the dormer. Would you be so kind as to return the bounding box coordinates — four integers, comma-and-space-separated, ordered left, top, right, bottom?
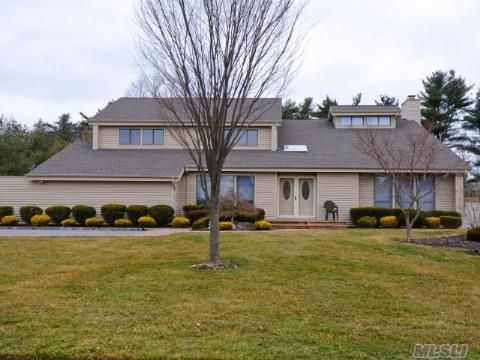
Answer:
329, 105, 401, 129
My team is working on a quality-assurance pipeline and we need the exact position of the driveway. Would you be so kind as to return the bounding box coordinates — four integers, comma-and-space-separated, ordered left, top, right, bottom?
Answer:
0, 227, 191, 237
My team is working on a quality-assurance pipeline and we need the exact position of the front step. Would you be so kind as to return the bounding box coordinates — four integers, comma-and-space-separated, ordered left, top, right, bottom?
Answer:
268, 219, 348, 229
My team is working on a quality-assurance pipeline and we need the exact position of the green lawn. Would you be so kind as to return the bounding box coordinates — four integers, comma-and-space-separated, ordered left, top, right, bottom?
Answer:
0, 229, 479, 359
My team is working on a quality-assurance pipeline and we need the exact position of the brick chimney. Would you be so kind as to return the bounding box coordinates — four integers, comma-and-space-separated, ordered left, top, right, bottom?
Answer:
401, 95, 421, 124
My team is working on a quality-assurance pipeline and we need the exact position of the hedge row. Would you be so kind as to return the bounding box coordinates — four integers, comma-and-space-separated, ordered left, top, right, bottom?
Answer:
350, 207, 462, 229
182, 205, 265, 224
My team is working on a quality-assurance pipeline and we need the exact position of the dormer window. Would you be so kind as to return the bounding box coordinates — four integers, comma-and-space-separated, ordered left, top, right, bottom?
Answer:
119, 129, 140, 145
143, 129, 164, 145
238, 129, 258, 146
367, 116, 391, 126
340, 116, 363, 126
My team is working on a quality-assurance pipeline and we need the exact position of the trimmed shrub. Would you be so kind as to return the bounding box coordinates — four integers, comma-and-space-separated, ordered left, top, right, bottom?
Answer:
467, 227, 480, 242
185, 209, 209, 224
171, 217, 190, 228
425, 217, 441, 229
428, 210, 462, 219
192, 217, 209, 230
101, 204, 127, 226
0, 206, 14, 219
114, 218, 133, 227
255, 220, 272, 230
183, 204, 208, 213
1, 215, 19, 226
148, 205, 174, 225
219, 221, 233, 231
20, 206, 43, 224
72, 205, 96, 225
350, 207, 402, 224
379, 216, 398, 228
31, 214, 51, 227
234, 208, 266, 223
138, 216, 157, 228
398, 209, 426, 228
356, 216, 377, 228
45, 206, 71, 225
440, 216, 462, 229
126, 205, 148, 225
85, 217, 104, 227
61, 218, 77, 227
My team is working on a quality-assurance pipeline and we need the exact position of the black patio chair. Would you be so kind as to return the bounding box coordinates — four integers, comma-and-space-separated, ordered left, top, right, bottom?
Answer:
323, 200, 339, 220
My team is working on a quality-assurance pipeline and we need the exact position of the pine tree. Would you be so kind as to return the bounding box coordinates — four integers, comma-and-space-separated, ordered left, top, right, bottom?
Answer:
375, 95, 399, 106
282, 99, 298, 119
352, 93, 362, 105
296, 97, 314, 119
419, 69, 473, 143
313, 95, 337, 118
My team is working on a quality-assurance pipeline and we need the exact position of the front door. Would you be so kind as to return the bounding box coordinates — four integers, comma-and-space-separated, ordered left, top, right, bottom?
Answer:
278, 176, 315, 218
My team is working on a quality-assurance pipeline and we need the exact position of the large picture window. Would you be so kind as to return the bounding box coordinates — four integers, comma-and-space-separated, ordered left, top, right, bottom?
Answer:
196, 175, 255, 205
119, 129, 140, 145
418, 177, 435, 211
374, 176, 392, 208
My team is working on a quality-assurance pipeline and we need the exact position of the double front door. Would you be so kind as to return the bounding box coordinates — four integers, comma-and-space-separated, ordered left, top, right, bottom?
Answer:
278, 177, 315, 217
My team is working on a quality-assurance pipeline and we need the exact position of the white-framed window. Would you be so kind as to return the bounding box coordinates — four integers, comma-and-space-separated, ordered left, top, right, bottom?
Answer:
352, 117, 363, 125
379, 116, 391, 126
238, 129, 258, 146
119, 129, 141, 145
367, 116, 379, 126
143, 129, 164, 145
374, 176, 392, 208
340, 117, 352, 126
418, 177, 435, 211
196, 175, 255, 205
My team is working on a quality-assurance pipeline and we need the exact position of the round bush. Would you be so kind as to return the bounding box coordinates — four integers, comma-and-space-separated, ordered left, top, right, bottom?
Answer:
101, 204, 127, 226
148, 205, 174, 225
467, 227, 480, 242
61, 218, 77, 227
85, 217, 104, 227
1, 215, 19, 226
72, 205, 96, 225
114, 218, 133, 227
440, 216, 462, 229
126, 205, 148, 225
138, 216, 157, 228
234, 208, 266, 223
425, 217, 441, 229
255, 220, 272, 230
0, 206, 14, 219
192, 216, 209, 230
45, 206, 71, 225
219, 221, 233, 231
356, 216, 377, 228
31, 214, 51, 227
379, 216, 398, 228
185, 209, 209, 224
20, 206, 43, 224
171, 217, 190, 228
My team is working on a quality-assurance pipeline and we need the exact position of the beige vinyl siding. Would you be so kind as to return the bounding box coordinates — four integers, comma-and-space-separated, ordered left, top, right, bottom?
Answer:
97, 126, 272, 150
186, 173, 197, 205
435, 175, 455, 212
317, 173, 359, 220
359, 174, 374, 207
174, 175, 187, 215
0, 177, 174, 213
455, 174, 464, 215
255, 173, 277, 218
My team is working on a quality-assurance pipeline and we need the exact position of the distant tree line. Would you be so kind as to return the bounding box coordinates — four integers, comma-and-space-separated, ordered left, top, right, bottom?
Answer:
0, 114, 89, 175
283, 69, 479, 181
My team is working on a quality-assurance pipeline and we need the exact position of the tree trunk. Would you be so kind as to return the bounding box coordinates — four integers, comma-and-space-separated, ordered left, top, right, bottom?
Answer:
404, 212, 412, 242
208, 194, 221, 264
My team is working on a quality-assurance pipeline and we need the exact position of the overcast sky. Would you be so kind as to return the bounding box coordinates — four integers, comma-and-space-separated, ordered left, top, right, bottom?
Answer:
1, 0, 479, 126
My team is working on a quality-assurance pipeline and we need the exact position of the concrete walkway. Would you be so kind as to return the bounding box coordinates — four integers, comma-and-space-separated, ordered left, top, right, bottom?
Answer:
0, 227, 191, 237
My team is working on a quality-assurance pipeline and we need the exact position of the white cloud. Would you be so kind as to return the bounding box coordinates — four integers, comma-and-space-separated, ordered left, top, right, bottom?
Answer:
0, 0, 478, 125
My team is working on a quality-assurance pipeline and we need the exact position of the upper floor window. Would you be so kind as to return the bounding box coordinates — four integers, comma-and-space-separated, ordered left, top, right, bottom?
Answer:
238, 129, 258, 146
340, 116, 363, 126
367, 116, 391, 126
143, 129, 164, 145
119, 129, 140, 145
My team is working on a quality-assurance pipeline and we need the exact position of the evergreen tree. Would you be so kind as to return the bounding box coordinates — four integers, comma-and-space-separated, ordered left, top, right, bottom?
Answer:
419, 69, 473, 143
282, 99, 298, 119
375, 95, 399, 106
313, 95, 337, 118
352, 93, 362, 105
296, 97, 314, 119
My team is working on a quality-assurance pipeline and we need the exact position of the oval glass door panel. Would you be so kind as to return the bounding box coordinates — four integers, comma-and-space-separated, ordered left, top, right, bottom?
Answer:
299, 178, 314, 217
279, 178, 294, 216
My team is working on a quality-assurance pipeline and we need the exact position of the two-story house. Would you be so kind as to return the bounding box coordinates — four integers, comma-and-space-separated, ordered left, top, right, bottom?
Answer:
0, 96, 467, 221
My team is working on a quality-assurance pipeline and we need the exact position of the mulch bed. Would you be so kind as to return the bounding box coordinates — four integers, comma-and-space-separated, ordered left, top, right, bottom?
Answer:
404, 234, 480, 254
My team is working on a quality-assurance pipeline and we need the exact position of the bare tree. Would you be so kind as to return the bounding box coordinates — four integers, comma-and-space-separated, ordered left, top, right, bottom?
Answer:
135, 0, 305, 266
356, 127, 452, 241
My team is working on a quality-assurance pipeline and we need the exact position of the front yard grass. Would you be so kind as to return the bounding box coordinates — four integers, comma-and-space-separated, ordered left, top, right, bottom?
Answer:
0, 229, 479, 359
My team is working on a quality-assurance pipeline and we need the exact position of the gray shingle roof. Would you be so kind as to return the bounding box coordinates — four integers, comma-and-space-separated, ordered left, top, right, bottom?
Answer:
89, 98, 282, 124
330, 105, 401, 114
28, 119, 466, 179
